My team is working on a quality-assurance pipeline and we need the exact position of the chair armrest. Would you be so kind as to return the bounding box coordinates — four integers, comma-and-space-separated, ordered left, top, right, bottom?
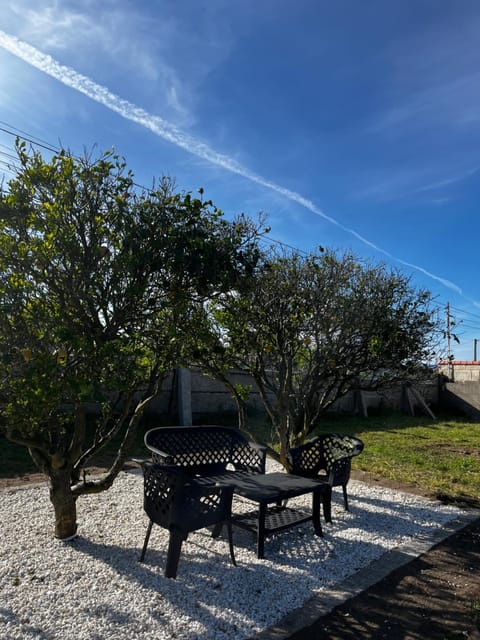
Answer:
249, 442, 267, 456
129, 457, 149, 467
323, 435, 364, 486
142, 461, 187, 481
348, 436, 364, 457
328, 434, 364, 459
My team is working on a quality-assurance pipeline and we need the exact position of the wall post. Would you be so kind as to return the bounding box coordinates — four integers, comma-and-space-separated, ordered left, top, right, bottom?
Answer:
177, 367, 192, 425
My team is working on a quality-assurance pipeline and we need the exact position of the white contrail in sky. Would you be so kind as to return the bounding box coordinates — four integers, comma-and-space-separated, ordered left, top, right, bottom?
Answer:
0, 30, 463, 295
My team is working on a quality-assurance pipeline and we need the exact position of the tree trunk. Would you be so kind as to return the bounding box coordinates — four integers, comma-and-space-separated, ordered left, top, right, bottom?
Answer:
277, 412, 291, 469
49, 468, 78, 539
233, 394, 247, 431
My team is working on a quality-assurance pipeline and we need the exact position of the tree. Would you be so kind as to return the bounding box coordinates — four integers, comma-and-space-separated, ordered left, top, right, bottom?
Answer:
0, 141, 261, 538
203, 248, 439, 465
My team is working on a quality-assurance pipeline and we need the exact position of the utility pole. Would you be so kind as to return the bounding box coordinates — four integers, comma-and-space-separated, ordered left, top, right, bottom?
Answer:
474, 338, 478, 362
446, 303, 454, 380
446, 303, 451, 358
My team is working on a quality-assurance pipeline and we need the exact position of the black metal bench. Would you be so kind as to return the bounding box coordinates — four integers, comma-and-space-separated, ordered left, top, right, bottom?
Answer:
138, 425, 266, 576
145, 425, 267, 475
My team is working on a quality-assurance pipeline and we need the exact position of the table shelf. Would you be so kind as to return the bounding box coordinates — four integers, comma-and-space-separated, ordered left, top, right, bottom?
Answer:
232, 505, 314, 537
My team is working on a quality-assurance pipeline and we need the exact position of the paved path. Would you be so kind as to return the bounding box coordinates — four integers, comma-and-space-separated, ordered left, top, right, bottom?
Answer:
256, 511, 480, 640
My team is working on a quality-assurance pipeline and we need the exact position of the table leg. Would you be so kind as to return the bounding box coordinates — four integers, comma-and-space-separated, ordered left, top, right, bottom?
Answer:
312, 490, 323, 537
257, 502, 266, 559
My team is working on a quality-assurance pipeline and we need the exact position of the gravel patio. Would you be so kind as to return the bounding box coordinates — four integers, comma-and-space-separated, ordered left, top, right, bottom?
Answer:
0, 460, 466, 640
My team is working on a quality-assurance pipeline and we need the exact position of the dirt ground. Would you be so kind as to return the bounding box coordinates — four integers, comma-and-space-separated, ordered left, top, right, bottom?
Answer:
2, 470, 479, 640
287, 515, 480, 640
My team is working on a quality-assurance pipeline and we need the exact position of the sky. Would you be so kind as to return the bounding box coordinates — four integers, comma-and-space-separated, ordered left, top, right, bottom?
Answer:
1, 0, 480, 360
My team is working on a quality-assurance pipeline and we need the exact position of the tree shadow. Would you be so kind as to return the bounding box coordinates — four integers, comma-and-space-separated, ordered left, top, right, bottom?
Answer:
0, 606, 55, 640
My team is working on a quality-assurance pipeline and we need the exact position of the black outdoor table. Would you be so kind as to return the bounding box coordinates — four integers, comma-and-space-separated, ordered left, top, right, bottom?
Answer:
205, 471, 332, 559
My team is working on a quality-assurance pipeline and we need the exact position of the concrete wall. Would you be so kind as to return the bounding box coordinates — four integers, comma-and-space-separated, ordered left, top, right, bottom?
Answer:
144, 368, 265, 419
435, 361, 480, 418
440, 381, 480, 419
143, 368, 439, 420
438, 360, 480, 382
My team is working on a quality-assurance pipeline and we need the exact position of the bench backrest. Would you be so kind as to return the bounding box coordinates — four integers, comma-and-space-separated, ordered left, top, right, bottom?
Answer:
144, 425, 266, 475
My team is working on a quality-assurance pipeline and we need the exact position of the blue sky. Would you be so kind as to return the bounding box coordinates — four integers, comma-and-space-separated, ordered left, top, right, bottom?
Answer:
1, 0, 480, 359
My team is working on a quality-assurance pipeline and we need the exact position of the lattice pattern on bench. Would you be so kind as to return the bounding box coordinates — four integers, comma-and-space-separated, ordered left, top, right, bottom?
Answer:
145, 425, 266, 475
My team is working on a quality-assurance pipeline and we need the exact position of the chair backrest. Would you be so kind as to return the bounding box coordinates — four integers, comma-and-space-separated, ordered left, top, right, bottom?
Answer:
144, 425, 265, 475
288, 436, 328, 478
288, 433, 364, 486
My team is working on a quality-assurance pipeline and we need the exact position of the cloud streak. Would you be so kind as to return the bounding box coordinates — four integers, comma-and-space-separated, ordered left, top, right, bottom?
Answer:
0, 29, 465, 296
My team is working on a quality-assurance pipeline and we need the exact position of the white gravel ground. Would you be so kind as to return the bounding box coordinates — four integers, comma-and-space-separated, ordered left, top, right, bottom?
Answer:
0, 460, 465, 640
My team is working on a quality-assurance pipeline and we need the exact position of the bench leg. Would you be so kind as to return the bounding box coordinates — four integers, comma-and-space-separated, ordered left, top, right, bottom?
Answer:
226, 522, 237, 566
165, 529, 187, 579
139, 520, 154, 562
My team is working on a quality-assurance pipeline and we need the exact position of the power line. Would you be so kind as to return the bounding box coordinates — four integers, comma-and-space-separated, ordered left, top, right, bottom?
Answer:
0, 120, 313, 257
0, 158, 19, 174
0, 120, 59, 153
449, 304, 480, 320
258, 235, 310, 256
0, 141, 20, 155
457, 323, 480, 331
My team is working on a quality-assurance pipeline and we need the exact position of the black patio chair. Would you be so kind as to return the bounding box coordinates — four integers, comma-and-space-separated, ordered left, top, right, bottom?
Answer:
288, 434, 364, 511
137, 461, 236, 578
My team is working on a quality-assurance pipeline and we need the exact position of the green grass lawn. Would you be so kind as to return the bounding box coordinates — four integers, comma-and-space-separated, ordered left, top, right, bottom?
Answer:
1, 412, 479, 508
314, 413, 480, 506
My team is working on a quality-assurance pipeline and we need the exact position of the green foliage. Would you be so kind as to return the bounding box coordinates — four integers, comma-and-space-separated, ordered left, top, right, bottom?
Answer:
0, 140, 262, 536
202, 248, 440, 462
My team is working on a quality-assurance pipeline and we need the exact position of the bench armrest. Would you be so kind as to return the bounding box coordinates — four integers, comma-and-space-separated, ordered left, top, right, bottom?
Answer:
144, 442, 175, 465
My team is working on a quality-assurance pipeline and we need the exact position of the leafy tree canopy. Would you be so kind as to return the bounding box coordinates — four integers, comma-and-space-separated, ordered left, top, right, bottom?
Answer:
200, 248, 440, 463
0, 140, 263, 537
